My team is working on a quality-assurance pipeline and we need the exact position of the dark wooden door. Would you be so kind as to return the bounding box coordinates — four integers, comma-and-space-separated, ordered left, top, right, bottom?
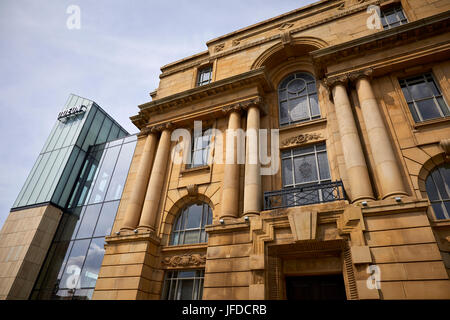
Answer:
285, 274, 346, 300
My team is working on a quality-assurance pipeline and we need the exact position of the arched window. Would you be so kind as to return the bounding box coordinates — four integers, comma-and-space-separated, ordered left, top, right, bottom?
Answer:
426, 163, 450, 219
278, 72, 320, 126
170, 203, 213, 245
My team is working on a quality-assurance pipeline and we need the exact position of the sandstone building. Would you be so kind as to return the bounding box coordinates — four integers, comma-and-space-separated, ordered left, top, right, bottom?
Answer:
1, 0, 450, 300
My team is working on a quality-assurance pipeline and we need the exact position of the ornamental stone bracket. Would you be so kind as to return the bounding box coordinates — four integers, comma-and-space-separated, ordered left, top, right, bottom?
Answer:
337, 206, 367, 247
161, 253, 206, 268
281, 133, 322, 148
288, 210, 318, 241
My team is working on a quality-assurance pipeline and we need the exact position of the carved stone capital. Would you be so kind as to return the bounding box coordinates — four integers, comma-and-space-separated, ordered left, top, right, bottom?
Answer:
137, 126, 152, 137
281, 133, 322, 148
149, 122, 173, 133
162, 253, 206, 268
348, 68, 373, 82
221, 96, 264, 115
323, 74, 349, 91
440, 139, 450, 157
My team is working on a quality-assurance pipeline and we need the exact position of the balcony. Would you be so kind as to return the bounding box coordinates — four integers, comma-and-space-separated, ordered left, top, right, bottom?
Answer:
263, 180, 346, 210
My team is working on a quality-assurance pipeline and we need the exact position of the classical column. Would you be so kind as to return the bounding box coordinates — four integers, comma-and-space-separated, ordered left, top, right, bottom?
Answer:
327, 77, 374, 202
243, 105, 261, 216
354, 72, 407, 198
138, 126, 172, 231
220, 109, 242, 219
121, 132, 158, 231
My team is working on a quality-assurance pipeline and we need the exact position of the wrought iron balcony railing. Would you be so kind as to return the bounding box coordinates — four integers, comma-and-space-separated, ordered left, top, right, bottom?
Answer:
263, 180, 346, 210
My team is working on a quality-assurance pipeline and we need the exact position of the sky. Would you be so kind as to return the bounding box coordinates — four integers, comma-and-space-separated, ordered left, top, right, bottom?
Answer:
0, 0, 316, 228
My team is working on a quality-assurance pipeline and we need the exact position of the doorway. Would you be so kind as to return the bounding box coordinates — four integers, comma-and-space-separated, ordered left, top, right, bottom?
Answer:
285, 274, 346, 300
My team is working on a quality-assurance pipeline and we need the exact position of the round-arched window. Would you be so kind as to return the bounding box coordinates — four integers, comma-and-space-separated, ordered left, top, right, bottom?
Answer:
170, 203, 213, 245
278, 72, 320, 126
426, 163, 450, 219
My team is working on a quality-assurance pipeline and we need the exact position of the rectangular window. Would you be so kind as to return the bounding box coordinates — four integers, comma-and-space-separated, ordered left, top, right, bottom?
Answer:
380, 5, 408, 29
281, 143, 330, 188
196, 66, 212, 86
162, 270, 204, 300
399, 73, 449, 123
186, 128, 211, 169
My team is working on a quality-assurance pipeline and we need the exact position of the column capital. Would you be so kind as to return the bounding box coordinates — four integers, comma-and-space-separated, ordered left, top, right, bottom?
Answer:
149, 122, 173, 133
348, 68, 374, 83
323, 74, 349, 91
221, 96, 265, 115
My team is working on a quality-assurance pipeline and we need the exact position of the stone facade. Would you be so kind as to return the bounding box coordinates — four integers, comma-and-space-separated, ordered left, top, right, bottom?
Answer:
91, 0, 450, 300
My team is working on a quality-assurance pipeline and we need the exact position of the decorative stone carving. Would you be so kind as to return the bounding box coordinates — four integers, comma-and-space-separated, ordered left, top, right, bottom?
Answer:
278, 22, 293, 31
440, 139, 450, 157
281, 133, 322, 148
162, 253, 206, 267
232, 39, 241, 46
221, 96, 263, 114
215, 43, 225, 52
186, 184, 198, 197
348, 68, 374, 82
150, 122, 172, 133
323, 74, 349, 90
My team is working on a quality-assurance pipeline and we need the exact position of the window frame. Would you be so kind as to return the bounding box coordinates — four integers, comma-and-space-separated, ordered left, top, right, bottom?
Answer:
426, 163, 450, 220
380, 4, 408, 30
399, 72, 450, 123
196, 65, 213, 87
162, 269, 204, 300
281, 142, 331, 189
169, 203, 213, 246
278, 72, 320, 127
185, 127, 212, 170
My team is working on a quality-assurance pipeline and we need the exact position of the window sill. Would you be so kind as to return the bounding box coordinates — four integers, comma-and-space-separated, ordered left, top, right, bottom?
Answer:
430, 218, 450, 228
279, 118, 327, 132
180, 164, 210, 175
161, 243, 208, 252
413, 116, 450, 131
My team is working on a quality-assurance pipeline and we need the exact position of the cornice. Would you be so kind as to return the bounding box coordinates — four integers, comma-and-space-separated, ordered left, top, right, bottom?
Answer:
131, 68, 272, 129
311, 10, 450, 78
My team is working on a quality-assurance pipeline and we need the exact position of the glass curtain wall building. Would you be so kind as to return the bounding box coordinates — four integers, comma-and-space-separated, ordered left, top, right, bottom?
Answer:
12, 94, 128, 210
31, 136, 137, 300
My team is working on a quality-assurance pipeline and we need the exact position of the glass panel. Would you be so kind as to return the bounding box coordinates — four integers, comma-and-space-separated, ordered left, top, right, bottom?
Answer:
93, 201, 120, 237
59, 239, 90, 289
432, 203, 446, 220
178, 279, 194, 300
294, 154, 318, 184
401, 86, 412, 102
184, 230, 200, 244
79, 238, 105, 288
82, 110, 104, 150
26, 151, 57, 205
76, 204, 102, 239
282, 159, 293, 187
437, 97, 450, 116
407, 102, 420, 122
280, 101, 289, 125
89, 146, 121, 204
416, 99, 441, 121
73, 289, 94, 300
293, 146, 314, 155
426, 176, 440, 201
186, 205, 202, 229
409, 80, 432, 100
107, 125, 120, 142
71, 207, 86, 240
13, 154, 43, 208
431, 168, 448, 199
307, 82, 317, 94
95, 117, 113, 145
105, 142, 135, 201
289, 96, 308, 122
318, 152, 331, 180
310, 94, 320, 117
38, 147, 70, 203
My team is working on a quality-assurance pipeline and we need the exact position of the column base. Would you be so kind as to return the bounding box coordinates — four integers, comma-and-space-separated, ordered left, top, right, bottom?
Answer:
352, 196, 375, 204
382, 191, 409, 200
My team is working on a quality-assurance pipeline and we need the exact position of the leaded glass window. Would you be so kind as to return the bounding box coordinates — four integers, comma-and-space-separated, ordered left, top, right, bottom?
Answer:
197, 66, 212, 86
426, 163, 450, 220
170, 203, 213, 245
162, 270, 204, 300
278, 72, 320, 126
380, 5, 408, 30
399, 73, 449, 123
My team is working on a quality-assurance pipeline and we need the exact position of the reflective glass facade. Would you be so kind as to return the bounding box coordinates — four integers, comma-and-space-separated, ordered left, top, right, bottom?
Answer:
12, 94, 128, 209
31, 135, 137, 300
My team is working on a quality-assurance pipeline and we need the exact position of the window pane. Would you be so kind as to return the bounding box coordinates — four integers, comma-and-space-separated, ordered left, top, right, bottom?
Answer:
105, 142, 136, 201
93, 201, 120, 237
426, 176, 440, 201
289, 96, 309, 122
401, 87, 412, 102
431, 168, 448, 199
184, 230, 200, 244
89, 146, 121, 204
409, 81, 432, 100
76, 204, 102, 239
280, 101, 289, 125
186, 205, 202, 229
282, 159, 293, 186
416, 99, 441, 121
432, 203, 446, 220
407, 102, 420, 122
318, 152, 331, 180
294, 154, 318, 184
310, 94, 320, 117
59, 239, 90, 289
178, 280, 194, 300
79, 238, 105, 288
